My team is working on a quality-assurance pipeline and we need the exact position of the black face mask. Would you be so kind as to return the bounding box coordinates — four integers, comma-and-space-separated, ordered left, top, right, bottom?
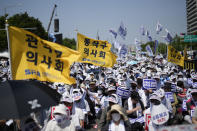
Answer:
151, 100, 160, 105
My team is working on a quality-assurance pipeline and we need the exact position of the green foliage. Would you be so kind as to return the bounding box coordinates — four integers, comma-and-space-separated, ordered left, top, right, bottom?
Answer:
170, 34, 197, 51
157, 43, 167, 55
140, 41, 154, 52
0, 16, 7, 52
62, 37, 76, 50
140, 41, 167, 55
0, 12, 48, 52
8, 12, 48, 39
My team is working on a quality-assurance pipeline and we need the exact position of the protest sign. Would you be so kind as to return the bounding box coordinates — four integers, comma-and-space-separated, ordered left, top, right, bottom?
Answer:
151, 104, 169, 125
143, 79, 157, 90
165, 92, 175, 103
116, 86, 130, 99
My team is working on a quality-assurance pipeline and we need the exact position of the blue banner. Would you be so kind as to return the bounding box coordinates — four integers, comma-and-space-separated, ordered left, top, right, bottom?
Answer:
143, 79, 157, 90
116, 86, 130, 99
165, 92, 175, 103
171, 84, 176, 92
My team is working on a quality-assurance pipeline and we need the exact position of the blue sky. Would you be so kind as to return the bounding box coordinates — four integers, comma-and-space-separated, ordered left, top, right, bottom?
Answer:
0, 0, 187, 46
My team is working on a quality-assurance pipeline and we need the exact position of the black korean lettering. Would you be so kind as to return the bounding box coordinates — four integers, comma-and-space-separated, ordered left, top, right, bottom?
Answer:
90, 49, 97, 57
99, 51, 106, 59
84, 38, 90, 46
43, 44, 52, 53
173, 54, 177, 58
55, 50, 62, 58
55, 60, 64, 72
92, 41, 99, 48
177, 55, 181, 60
84, 48, 89, 56
170, 48, 174, 53
26, 34, 38, 48
100, 42, 107, 49
41, 55, 52, 69
26, 51, 38, 65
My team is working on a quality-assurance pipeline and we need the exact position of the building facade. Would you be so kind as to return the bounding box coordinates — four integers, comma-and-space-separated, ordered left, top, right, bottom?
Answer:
186, 0, 197, 34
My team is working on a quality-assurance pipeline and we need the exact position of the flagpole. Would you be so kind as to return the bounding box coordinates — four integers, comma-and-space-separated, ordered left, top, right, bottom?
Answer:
5, 19, 13, 80
75, 29, 78, 51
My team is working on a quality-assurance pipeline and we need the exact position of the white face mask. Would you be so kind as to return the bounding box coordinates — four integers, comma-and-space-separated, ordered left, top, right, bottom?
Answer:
111, 113, 121, 122
98, 90, 103, 95
54, 114, 66, 125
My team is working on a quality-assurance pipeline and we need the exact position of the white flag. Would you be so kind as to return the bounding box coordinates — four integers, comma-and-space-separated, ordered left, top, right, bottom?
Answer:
156, 22, 162, 34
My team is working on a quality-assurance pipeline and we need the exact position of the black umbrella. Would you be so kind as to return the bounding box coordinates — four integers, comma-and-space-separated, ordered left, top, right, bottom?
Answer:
0, 80, 61, 119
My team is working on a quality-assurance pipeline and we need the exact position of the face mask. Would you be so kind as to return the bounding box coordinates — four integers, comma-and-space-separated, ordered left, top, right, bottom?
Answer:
111, 113, 121, 122
54, 114, 66, 125
98, 90, 102, 95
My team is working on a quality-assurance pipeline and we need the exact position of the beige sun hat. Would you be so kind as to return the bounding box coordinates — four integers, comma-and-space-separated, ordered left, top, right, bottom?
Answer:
107, 104, 128, 121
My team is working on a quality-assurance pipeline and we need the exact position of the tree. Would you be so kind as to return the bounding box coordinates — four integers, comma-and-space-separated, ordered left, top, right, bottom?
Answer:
62, 37, 76, 50
0, 12, 48, 52
140, 41, 154, 52
0, 16, 8, 52
140, 41, 167, 55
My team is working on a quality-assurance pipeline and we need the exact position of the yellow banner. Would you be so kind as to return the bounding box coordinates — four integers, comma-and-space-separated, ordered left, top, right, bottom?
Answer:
167, 45, 184, 67
9, 26, 80, 85
77, 33, 117, 67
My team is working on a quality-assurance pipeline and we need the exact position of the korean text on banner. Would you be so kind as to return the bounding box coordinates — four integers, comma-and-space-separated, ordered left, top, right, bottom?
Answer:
9, 26, 80, 85
167, 45, 184, 67
77, 33, 117, 67
143, 79, 157, 90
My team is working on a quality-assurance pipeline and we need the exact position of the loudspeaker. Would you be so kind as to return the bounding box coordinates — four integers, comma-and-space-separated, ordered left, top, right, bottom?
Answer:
55, 33, 62, 45
54, 19, 59, 32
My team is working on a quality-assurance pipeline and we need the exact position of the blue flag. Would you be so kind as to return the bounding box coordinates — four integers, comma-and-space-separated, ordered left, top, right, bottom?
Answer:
164, 29, 173, 43
135, 38, 141, 45
146, 45, 153, 56
140, 25, 145, 36
156, 22, 162, 34
148, 36, 153, 42
136, 45, 142, 51
109, 29, 117, 39
146, 30, 150, 36
118, 22, 127, 40
119, 44, 127, 57
154, 40, 159, 54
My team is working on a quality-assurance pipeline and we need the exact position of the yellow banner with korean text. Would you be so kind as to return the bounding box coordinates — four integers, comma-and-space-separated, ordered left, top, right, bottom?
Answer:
9, 26, 80, 85
77, 33, 117, 67
167, 45, 184, 67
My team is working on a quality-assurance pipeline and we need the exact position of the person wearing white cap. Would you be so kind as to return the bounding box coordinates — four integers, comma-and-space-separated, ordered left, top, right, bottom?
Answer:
98, 94, 120, 131
183, 88, 197, 124
148, 93, 169, 131
156, 89, 173, 114
71, 89, 88, 129
43, 104, 75, 131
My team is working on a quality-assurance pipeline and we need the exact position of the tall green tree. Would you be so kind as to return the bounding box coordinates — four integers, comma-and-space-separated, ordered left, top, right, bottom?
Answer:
62, 38, 76, 50
140, 41, 167, 55
0, 16, 7, 52
0, 12, 48, 52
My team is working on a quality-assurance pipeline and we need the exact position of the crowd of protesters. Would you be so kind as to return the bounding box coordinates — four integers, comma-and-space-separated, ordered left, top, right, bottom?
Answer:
1, 54, 197, 131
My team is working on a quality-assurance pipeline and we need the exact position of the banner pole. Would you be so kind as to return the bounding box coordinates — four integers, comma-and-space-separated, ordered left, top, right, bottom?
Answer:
5, 19, 13, 80
75, 29, 78, 51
